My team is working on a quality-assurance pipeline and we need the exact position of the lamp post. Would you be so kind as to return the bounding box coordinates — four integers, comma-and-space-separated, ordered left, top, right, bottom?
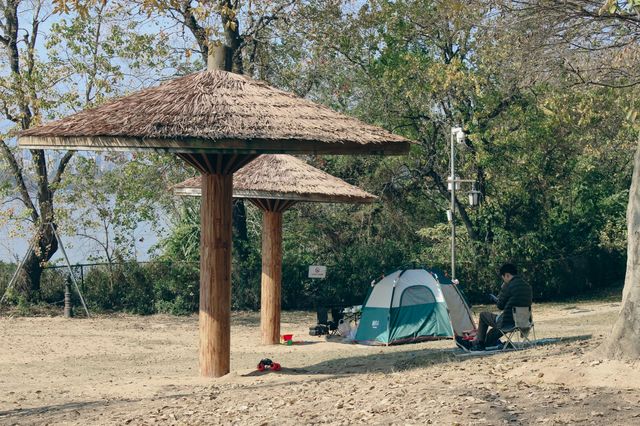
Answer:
450, 127, 463, 280
469, 183, 481, 207
448, 126, 481, 281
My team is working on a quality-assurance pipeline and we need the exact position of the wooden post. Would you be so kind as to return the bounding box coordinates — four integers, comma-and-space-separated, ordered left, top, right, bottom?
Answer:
199, 172, 233, 377
261, 210, 283, 345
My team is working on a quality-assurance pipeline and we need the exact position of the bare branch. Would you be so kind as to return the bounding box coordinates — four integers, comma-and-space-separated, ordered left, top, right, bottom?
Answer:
0, 138, 38, 221
50, 151, 74, 193
244, 0, 296, 38
179, 0, 209, 63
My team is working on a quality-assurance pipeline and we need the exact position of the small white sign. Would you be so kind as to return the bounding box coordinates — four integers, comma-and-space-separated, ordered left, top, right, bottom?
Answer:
308, 265, 327, 279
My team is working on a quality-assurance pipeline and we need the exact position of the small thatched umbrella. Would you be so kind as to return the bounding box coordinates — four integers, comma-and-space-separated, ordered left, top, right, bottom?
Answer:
173, 154, 376, 345
18, 46, 411, 377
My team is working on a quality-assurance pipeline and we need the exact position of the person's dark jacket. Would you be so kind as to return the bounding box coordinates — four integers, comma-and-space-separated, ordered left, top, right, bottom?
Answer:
496, 275, 532, 327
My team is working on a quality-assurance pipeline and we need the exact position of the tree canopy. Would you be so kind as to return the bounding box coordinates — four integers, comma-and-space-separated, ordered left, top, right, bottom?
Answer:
1, 1, 637, 339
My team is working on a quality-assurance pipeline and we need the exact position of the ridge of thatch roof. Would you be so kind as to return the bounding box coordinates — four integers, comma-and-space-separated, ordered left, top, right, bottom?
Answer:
172, 154, 377, 203
19, 70, 411, 155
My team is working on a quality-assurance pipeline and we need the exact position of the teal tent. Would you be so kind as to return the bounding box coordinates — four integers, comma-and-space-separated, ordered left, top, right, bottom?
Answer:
354, 269, 475, 345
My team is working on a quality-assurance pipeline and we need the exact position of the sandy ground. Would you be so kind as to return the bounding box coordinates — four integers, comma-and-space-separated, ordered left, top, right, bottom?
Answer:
1, 300, 640, 425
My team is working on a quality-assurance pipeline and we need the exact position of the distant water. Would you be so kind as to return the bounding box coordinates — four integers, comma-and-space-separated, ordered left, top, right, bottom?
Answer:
0, 221, 160, 264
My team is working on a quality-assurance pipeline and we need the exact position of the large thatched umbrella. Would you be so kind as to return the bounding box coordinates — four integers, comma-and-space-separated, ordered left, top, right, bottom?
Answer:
173, 154, 376, 345
18, 47, 411, 377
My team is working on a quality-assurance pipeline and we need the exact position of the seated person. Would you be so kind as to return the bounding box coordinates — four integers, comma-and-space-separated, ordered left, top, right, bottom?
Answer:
471, 263, 532, 350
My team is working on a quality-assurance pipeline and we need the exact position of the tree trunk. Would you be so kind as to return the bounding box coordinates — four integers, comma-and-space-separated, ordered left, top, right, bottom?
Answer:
232, 199, 249, 257
600, 138, 640, 359
15, 224, 59, 302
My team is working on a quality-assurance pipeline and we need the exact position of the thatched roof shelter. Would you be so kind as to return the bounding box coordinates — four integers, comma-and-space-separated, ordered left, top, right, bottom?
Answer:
173, 154, 377, 345
173, 154, 377, 205
17, 47, 411, 377
19, 70, 410, 157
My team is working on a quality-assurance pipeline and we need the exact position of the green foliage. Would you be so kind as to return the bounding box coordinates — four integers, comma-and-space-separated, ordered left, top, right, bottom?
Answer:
231, 236, 262, 310
146, 0, 633, 309
39, 268, 67, 304
82, 261, 154, 314
3, 0, 636, 313
149, 262, 199, 315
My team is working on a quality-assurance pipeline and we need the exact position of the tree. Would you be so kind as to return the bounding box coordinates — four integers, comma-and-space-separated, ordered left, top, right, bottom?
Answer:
606, 133, 640, 357
593, 0, 640, 359
137, 0, 299, 235
1, 0, 76, 301
0, 0, 175, 300
495, 0, 640, 357
259, 0, 633, 300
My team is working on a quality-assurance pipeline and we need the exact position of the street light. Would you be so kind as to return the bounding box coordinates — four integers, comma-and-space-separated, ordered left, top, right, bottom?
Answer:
448, 126, 481, 280
452, 126, 466, 144
469, 183, 482, 207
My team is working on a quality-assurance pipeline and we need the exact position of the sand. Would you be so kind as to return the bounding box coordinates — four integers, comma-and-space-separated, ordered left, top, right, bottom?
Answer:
1, 300, 640, 425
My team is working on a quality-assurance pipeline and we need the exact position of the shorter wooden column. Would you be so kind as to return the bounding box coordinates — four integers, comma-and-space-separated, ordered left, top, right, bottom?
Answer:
261, 210, 283, 345
199, 172, 233, 377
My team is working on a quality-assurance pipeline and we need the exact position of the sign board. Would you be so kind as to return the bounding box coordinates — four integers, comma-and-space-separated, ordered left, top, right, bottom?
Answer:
308, 265, 327, 279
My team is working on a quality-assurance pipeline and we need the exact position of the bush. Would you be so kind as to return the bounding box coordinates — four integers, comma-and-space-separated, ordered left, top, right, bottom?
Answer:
40, 268, 67, 305
148, 261, 199, 315
82, 262, 154, 314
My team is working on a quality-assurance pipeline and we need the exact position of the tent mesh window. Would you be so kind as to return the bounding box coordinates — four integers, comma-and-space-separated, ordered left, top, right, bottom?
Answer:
400, 286, 435, 306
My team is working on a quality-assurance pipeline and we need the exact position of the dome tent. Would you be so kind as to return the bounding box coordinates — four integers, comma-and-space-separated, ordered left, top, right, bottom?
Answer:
429, 268, 476, 338
354, 269, 475, 345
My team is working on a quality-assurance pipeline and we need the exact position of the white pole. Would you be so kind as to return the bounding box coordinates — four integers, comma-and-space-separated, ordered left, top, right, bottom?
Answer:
450, 128, 456, 281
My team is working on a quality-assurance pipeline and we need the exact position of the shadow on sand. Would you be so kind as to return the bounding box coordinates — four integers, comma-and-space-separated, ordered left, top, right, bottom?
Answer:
244, 334, 593, 378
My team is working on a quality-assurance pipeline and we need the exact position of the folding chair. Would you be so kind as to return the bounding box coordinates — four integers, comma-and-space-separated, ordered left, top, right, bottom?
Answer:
312, 307, 344, 336
499, 306, 536, 350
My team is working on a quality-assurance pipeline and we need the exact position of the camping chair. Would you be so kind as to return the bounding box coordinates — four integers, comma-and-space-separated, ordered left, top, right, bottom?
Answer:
499, 306, 536, 350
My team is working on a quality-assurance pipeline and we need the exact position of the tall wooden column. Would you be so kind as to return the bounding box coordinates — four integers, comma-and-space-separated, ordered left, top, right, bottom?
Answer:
200, 172, 233, 377
261, 210, 283, 345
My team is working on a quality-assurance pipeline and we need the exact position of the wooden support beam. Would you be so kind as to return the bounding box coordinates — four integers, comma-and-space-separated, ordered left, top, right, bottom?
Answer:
177, 153, 207, 174
222, 154, 237, 175
199, 172, 233, 377
261, 210, 283, 345
232, 154, 259, 173
216, 154, 223, 174
201, 154, 214, 173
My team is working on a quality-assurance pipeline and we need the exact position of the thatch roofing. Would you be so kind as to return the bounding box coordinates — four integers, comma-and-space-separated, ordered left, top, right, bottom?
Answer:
173, 154, 377, 204
19, 70, 411, 155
